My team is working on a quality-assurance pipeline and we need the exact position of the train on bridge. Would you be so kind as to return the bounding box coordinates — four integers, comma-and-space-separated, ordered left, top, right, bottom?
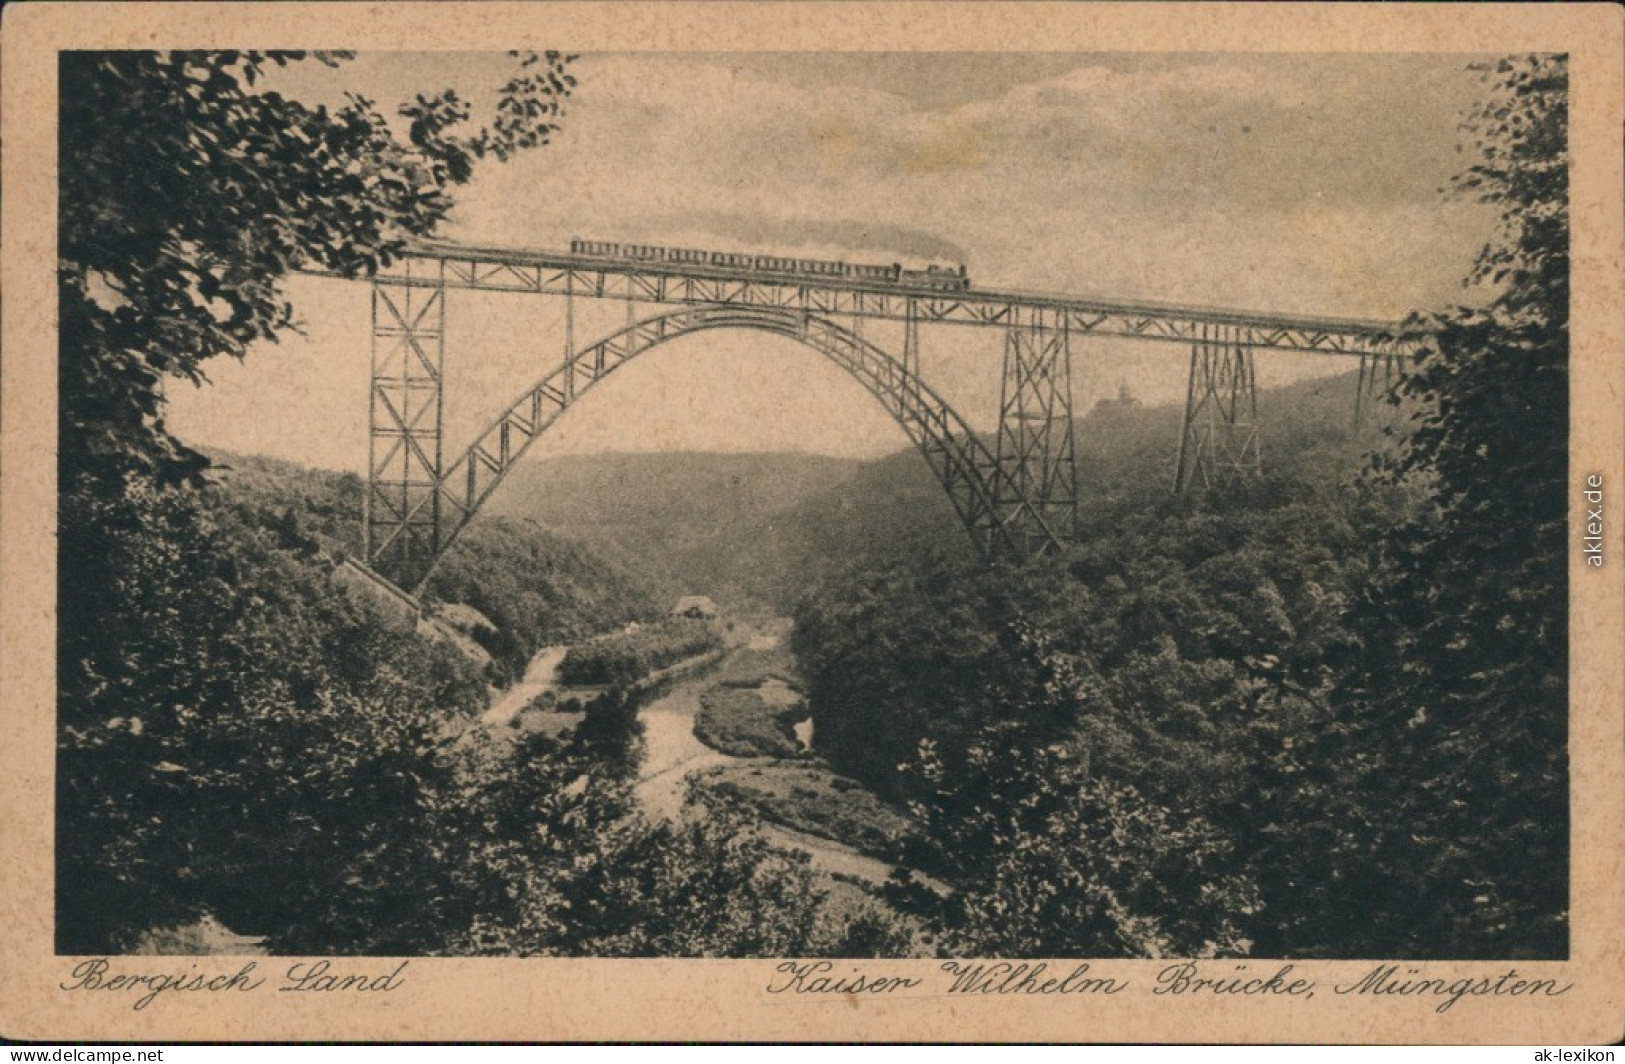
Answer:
569, 237, 971, 292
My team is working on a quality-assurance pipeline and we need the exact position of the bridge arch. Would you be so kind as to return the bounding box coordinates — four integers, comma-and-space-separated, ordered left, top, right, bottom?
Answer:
368, 305, 1030, 590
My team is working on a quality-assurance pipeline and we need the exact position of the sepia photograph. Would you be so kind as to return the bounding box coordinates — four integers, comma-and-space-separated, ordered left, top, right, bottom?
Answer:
5, 1, 1623, 1046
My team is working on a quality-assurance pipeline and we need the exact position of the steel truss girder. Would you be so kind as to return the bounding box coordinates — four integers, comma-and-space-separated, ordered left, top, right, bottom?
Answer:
991, 320, 1077, 556
1173, 323, 1263, 494
368, 305, 1029, 590
370, 247, 1404, 358
366, 264, 445, 585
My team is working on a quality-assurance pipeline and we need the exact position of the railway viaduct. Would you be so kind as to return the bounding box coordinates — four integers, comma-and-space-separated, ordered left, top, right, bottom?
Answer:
340, 239, 1412, 591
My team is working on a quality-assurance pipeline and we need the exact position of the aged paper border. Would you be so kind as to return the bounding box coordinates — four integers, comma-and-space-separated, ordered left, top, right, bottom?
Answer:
3, 1, 1622, 1044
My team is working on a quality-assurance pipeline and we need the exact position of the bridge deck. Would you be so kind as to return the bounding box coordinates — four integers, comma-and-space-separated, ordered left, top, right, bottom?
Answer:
345, 238, 1412, 357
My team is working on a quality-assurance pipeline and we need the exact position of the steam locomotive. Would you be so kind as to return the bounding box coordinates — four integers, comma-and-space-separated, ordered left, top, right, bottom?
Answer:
569, 237, 970, 292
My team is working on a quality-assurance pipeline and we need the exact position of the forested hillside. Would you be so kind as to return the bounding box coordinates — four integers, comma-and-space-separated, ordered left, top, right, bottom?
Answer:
794, 373, 1563, 957
484, 451, 863, 602
61, 440, 885, 955
61, 437, 669, 944
58, 473, 490, 953
208, 451, 662, 680
794, 454, 1424, 956
477, 368, 1398, 611
711, 366, 1397, 609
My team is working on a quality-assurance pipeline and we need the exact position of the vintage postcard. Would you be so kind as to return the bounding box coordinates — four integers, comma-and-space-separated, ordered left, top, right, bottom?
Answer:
2, 1, 1622, 1045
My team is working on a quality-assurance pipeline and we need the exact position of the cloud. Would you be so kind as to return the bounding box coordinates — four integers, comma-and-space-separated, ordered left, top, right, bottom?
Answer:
647, 210, 968, 264
437, 51, 1497, 320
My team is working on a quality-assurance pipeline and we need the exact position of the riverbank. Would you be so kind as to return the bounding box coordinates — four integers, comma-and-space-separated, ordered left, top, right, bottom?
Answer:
622, 617, 915, 888
480, 613, 930, 951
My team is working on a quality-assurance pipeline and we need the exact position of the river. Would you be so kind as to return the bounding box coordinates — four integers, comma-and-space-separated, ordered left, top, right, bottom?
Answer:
485, 622, 899, 886
629, 623, 897, 885
632, 680, 732, 820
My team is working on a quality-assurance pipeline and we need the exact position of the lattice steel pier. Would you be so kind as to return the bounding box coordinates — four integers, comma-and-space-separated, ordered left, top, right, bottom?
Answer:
366, 258, 446, 591
1173, 323, 1263, 494
989, 316, 1077, 555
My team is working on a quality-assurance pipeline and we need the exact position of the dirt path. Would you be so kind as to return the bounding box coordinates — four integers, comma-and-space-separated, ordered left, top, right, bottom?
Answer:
760, 823, 898, 885
480, 645, 567, 727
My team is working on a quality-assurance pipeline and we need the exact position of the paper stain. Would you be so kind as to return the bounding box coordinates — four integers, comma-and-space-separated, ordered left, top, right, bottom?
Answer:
810, 111, 860, 173
896, 118, 990, 175
810, 111, 989, 176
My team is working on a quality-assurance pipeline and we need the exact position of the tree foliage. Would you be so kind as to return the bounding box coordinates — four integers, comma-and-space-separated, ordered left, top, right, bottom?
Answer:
424, 516, 664, 682
449, 771, 828, 957
199, 450, 665, 682
59, 457, 849, 956
1343, 53, 1570, 956
557, 619, 724, 687
56, 479, 490, 952
895, 636, 1258, 958
1378, 54, 1568, 712
59, 50, 575, 491
796, 478, 1402, 955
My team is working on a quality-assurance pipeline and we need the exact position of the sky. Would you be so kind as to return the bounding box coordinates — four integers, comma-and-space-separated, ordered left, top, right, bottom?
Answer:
165, 51, 1501, 471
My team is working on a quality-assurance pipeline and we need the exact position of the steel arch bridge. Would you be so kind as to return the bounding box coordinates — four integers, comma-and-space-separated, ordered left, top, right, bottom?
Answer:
370, 304, 1025, 588
347, 239, 1413, 592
